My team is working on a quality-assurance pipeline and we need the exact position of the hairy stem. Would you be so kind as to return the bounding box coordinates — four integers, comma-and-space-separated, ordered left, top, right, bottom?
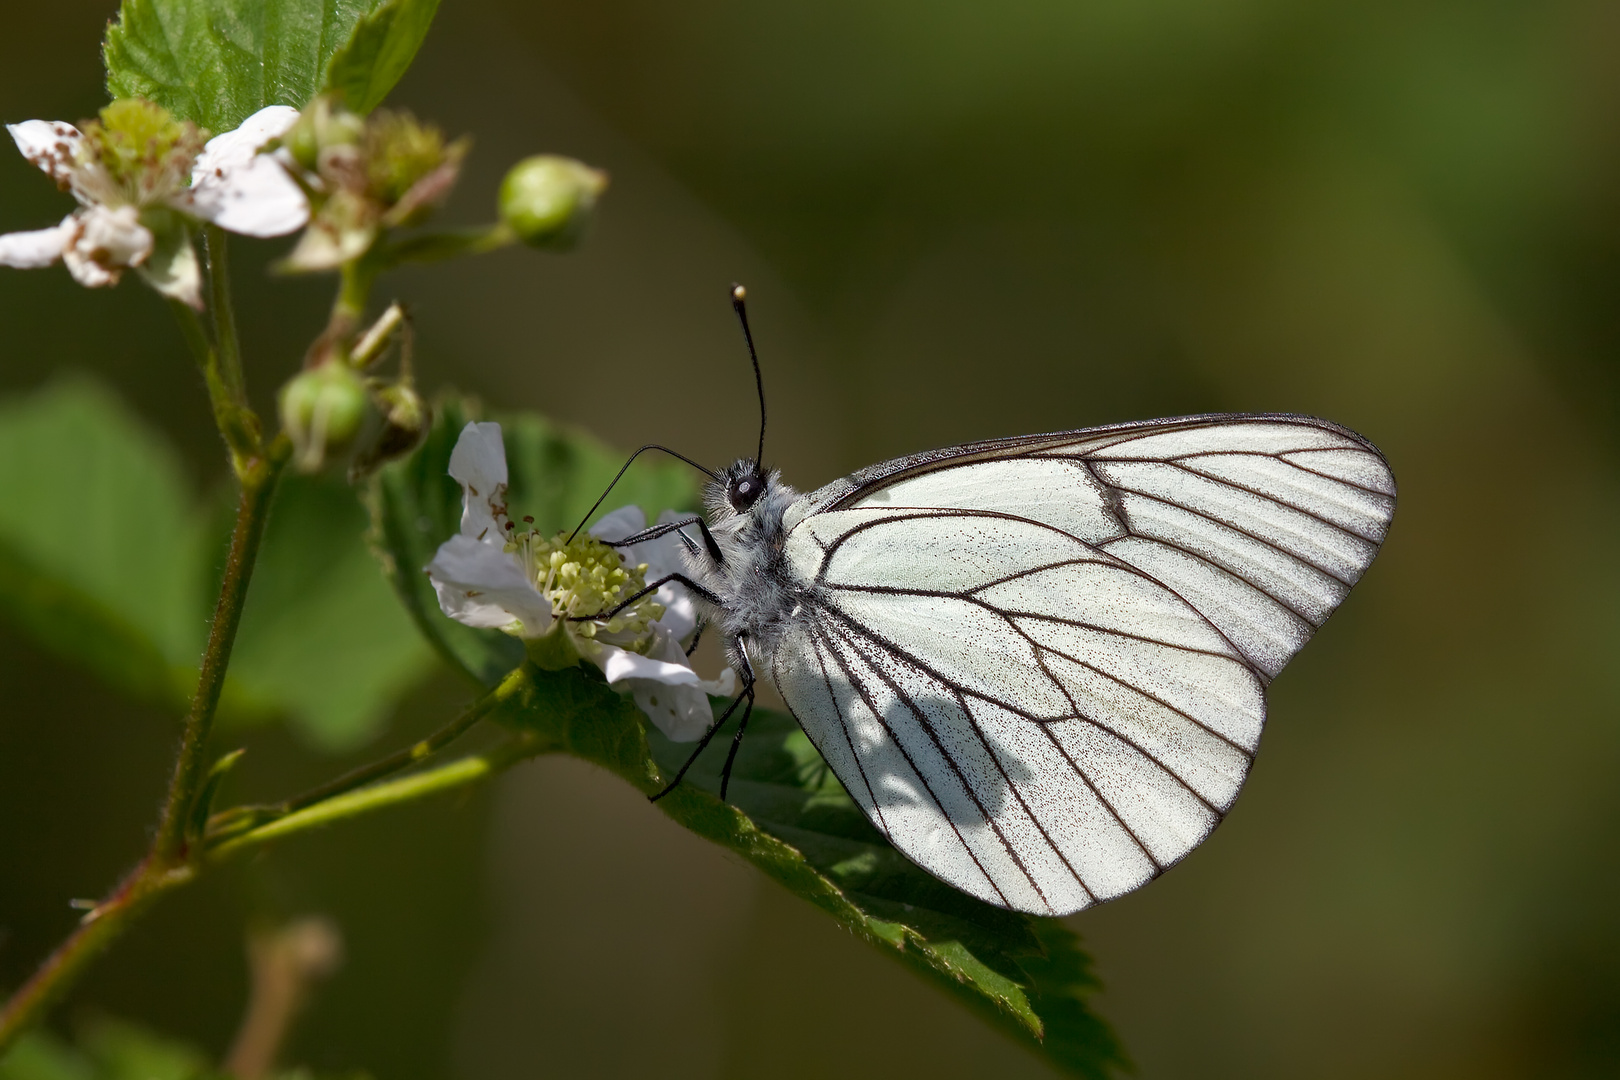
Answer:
0, 439, 287, 1054
153, 439, 289, 862
207, 683, 505, 840
169, 299, 260, 474
331, 257, 379, 342
0, 732, 540, 1056
0, 864, 195, 1055
208, 736, 539, 862
204, 225, 247, 409
0, 667, 528, 1056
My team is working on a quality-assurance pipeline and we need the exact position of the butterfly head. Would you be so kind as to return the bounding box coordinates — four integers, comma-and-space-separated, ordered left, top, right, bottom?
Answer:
721, 459, 769, 513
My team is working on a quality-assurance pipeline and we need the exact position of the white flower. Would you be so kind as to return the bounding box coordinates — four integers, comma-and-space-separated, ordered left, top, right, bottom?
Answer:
186, 106, 309, 237
425, 422, 734, 740
0, 103, 309, 306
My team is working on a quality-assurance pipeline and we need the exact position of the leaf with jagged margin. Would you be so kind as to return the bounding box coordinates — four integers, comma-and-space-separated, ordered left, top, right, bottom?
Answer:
322, 0, 441, 115
104, 0, 436, 132
371, 404, 1129, 1078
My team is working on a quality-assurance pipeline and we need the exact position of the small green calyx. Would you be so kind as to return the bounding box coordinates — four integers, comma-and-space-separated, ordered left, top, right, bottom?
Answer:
84, 98, 206, 201
350, 381, 430, 479
278, 100, 471, 272
498, 156, 608, 250
283, 96, 365, 172
365, 111, 463, 213
510, 529, 663, 650
525, 617, 582, 671
280, 362, 370, 472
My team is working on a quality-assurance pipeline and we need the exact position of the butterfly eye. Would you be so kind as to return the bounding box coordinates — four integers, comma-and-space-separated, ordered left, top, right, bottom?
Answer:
728, 474, 764, 511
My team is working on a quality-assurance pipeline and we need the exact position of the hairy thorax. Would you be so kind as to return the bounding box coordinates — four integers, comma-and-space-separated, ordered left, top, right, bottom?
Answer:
687, 466, 807, 677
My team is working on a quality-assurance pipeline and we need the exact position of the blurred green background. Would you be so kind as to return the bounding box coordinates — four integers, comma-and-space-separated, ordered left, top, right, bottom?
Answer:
4, 0, 1620, 1076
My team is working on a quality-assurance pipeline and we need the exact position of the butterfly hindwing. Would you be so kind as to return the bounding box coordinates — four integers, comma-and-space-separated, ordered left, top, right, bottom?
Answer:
769, 415, 1395, 915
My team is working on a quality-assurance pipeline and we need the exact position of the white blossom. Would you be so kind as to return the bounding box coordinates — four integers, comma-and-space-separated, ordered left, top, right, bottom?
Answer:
426, 422, 734, 740
0, 104, 309, 305
186, 106, 308, 237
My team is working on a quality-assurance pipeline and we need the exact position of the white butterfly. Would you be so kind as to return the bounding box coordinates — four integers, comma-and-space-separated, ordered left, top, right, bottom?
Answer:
590, 287, 1396, 916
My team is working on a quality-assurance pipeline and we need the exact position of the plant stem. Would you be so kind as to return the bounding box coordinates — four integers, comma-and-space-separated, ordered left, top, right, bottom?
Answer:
170, 297, 214, 373
169, 299, 261, 474
207, 737, 540, 862
152, 439, 288, 863
0, 864, 195, 1054
207, 683, 504, 839
331, 256, 379, 343
0, 441, 286, 1051
0, 732, 541, 1056
0, 666, 527, 1056
204, 225, 247, 409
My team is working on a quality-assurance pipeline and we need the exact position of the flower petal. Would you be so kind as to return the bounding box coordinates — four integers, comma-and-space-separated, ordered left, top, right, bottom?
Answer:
7, 120, 83, 188
0, 215, 74, 268
448, 422, 510, 541
61, 205, 151, 288
597, 507, 703, 640
631, 680, 721, 742
188, 106, 308, 237
135, 218, 202, 308
596, 631, 736, 741
589, 504, 646, 541
426, 533, 553, 635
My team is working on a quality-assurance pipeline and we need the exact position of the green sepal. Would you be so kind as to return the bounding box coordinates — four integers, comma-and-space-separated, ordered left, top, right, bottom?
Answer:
523, 619, 581, 672
185, 748, 247, 847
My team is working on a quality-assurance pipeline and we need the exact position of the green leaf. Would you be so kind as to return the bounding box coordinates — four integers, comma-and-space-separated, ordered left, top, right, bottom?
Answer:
480, 665, 1128, 1078
0, 378, 432, 750
103, 0, 435, 133
322, 0, 441, 115
373, 405, 1127, 1077
369, 394, 701, 685
0, 379, 206, 704
226, 469, 435, 750
647, 708, 1126, 1077
77, 1019, 210, 1080
0, 1031, 96, 1080
0, 1017, 370, 1080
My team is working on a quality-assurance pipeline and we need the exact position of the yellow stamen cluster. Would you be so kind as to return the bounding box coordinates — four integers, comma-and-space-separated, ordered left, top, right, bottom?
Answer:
509, 528, 664, 648
85, 99, 205, 202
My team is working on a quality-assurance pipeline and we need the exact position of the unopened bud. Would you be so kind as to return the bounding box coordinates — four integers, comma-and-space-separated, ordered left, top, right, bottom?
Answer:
280, 362, 369, 471
350, 382, 430, 478
497, 156, 608, 250
284, 97, 365, 173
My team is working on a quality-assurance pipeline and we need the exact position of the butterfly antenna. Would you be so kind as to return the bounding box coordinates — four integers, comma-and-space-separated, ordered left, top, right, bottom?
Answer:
730, 283, 767, 471
565, 444, 719, 544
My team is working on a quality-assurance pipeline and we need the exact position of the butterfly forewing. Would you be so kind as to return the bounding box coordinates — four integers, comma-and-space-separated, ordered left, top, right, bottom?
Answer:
769, 414, 1394, 915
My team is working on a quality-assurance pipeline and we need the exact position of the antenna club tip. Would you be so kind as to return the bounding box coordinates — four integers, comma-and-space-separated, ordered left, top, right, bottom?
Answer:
730, 283, 747, 303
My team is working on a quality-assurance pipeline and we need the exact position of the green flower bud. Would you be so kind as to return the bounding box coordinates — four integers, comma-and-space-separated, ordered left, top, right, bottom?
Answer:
361, 111, 468, 228
280, 362, 369, 471
497, 156, 608, 250
349, 381, 430, 478
284, 97, 365, 173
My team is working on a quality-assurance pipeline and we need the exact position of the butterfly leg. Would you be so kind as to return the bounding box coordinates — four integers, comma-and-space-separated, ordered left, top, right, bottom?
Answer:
568, 573, 723, 623
685, 618, 706, 657
598, 515, 726, 566
716, 646, 758, 801
647, 676, 753, 804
